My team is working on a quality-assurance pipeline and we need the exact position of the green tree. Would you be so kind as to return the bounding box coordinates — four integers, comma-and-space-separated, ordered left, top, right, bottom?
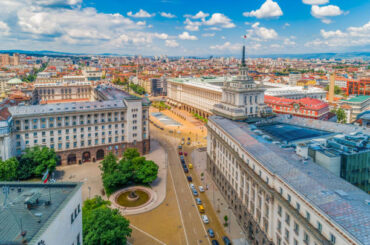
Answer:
123, 148, 140, 161
325, 85, 342, 95
100, 152, 118, 174
0, 158, 19, 181
332, 108, 347, 124
83, 197, 131, 245
132, 158, 159, 184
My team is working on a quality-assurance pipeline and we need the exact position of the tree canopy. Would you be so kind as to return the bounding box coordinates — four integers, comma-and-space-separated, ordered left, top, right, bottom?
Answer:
83, 196, 131, 245
0, 158, 19, 181
100, 149, 159, 195
331, 108, 347, 124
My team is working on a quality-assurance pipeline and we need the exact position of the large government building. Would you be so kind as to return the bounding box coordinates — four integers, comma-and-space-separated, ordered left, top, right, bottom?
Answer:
206, 47, 370, 245
0, 85, 150, 165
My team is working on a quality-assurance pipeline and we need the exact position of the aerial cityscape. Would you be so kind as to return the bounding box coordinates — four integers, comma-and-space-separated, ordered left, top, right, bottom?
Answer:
0, 0, 369, 245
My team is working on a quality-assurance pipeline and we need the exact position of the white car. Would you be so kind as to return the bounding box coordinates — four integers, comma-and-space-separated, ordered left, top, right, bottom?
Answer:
190, 183, 195, 189
202, 215, 209, 224
199, 186, 205, 192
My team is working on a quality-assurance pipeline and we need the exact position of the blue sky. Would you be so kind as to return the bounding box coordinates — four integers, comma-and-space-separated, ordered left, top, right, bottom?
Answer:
0, 0, 369, 56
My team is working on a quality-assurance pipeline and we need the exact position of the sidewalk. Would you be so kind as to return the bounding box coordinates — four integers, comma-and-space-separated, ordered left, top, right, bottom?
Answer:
191, 149, 249, 245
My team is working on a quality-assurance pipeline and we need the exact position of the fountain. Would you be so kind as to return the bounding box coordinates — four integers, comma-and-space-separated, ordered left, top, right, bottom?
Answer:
115, 188, 151, 208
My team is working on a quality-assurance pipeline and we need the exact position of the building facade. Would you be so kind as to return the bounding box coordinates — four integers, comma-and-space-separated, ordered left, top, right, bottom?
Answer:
264, 96, 330, 120
0, 94, 150, 165
339, 96, 370, 122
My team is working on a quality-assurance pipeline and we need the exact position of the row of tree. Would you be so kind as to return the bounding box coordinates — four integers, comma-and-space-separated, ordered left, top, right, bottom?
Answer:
83, 196, 132, 245
22, 62, 48, 82
129, 83, 146, 95
100, 149, 159, 196
0, 146, 58, 181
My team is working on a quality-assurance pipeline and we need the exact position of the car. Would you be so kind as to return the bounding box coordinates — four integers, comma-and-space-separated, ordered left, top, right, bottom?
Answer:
195, 198, 202, 205
181, 141, 185, 145
179, 151, 183, 155
181, 159, 185, 164
182, 137, 185, 141
182, 164, 187, 169
187, 176, 192, 182
192, 189, 198, 196
190, 183, 195, 189
212, 240, 219, 245
184, 152, 188, 156
178, 145, 182, 150
187, 141, 191, 145
222, 236, 232, 245
199, 186, 205, 192
180, 155, 184, 160
184, 168, 189, 173
188, 137, 191, 141
202, 215, 209, 224
207, 228, 215, 238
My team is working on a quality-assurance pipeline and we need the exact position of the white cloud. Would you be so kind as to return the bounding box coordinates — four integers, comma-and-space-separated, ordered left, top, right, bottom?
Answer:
127, 9, 155, 18
311, 5, 343, 23
210, 42, 242, 52
165, 40, 179, 47
160, 12, 176, 18
35, 0, 82, 7
184, 18, 202, 31
0, 21, 10, 35
184, 11, 209, 20
204, 13, 235, 28
207, 27, 221, 31
154, 33, 168, 40
246, 22, 278, 40
283, 23, 290, 28
306, 21, 370, 48
283, 38, 296, 45
178, 31, 198, 40
202, 33, 215, 37
302, 0, 328, 5
270, 44, 281, 48
243, 0, 283, 19
137, 21, 146, 26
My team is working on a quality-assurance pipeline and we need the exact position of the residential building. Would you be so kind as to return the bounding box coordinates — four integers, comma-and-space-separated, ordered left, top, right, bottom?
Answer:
288, 72, 301, 86
339, 96, 370, 122
346, 78, 370, 96
0, 182, 82, 245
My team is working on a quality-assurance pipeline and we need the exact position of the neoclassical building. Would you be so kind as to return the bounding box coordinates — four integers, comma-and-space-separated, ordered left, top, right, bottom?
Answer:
206, 47, 370, 245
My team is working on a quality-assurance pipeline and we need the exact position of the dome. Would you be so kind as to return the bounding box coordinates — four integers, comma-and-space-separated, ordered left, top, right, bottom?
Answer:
7, 78, 23, 85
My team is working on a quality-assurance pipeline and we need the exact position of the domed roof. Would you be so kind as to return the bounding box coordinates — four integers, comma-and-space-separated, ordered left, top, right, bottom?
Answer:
7, 78, 23, 85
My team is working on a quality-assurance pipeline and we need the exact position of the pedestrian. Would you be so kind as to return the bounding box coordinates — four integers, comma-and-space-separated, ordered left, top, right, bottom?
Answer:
206, 184, 208, 190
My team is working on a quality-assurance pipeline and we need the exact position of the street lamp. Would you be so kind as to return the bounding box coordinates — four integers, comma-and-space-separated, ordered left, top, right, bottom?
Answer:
88, 186, 91, 199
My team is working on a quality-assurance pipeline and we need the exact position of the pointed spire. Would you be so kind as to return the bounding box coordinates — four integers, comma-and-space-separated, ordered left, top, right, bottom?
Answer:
242, 45, 246, 67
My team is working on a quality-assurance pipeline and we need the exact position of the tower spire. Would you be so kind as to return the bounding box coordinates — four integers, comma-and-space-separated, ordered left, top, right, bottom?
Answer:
242, 45, 246, 67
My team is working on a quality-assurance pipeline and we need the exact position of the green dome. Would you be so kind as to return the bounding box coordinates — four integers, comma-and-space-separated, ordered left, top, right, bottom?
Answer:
7, 78, 23, 85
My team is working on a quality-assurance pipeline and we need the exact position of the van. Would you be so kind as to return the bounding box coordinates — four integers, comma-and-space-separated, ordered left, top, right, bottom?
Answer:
188, 163, 193, 169
198, 205, 205, 213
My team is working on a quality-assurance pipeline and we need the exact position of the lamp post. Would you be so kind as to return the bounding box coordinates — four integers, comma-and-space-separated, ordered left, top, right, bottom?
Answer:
88, 186, 91, 199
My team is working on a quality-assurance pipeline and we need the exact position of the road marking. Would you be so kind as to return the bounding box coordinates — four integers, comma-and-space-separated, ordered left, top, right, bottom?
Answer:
168, 147, 190, 245
130, 224, 167, 245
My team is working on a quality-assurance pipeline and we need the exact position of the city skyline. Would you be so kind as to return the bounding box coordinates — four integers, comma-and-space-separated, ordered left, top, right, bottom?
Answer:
0, 0, 369, 56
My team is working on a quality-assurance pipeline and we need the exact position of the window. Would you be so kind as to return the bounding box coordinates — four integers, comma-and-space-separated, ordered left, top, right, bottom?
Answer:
285, 229, 289, 241
277, 220, 282, 233
330, 234, 336, 244
303, 232, 309, 244
278, 205, 282, 216
287, 194, 291, 203
317, 222, 322, 233
306, 211, 310, 221
71, 213, 74, 224
285, 214, 290, 225
279, 187, 283, 195
294, 222, 299, 235
296, 202, 300, 211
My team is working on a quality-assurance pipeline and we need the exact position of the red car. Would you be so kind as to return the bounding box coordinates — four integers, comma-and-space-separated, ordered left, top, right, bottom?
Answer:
184, 152, 188, 156
179, 152, 183, 155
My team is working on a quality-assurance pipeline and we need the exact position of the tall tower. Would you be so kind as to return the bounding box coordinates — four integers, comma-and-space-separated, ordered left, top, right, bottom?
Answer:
328, 73, 335, 103
212, 46, 271, 120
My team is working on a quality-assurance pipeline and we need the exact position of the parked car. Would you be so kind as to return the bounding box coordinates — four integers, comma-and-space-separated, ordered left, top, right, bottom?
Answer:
207, 228, 215, 238
195, 198, 202, 205
181, 141, 185, 145
211, 240, 219, 245
178, 145, 182, 149
180, 155, 184, 160
202, 215, 209, 224
179, 151, 183, 155
197, 204, 204, 213
222, 236, 231, 245
184, 152, 188, 156
188, 137, 191, 141
187, 141, 191, 145
190, 183, 195, 189
192, 189, 198, 196
187, 176, 192, 182
199, 186, 205, 192
184, 168, 189, 173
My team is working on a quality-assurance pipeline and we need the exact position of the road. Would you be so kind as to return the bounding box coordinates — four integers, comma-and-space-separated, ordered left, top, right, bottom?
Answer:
152, 127, 228, 245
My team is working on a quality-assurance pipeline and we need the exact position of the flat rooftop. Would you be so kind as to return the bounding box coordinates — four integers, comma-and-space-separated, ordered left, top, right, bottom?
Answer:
0, 182, 81, 244
95, 85, 151, 105
210, 116, 370, 244
8, 100, 126, 117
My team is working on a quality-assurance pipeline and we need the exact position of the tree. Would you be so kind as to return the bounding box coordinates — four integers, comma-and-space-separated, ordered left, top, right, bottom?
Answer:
325, 85, 342, 95
123, 148, 140, 161
83, 197, 132, 245
132, 157, 159, 184
100, 152, 118, 175
0, 158, 19, 181
224, 215, 228, 227
331, 108, 347, 124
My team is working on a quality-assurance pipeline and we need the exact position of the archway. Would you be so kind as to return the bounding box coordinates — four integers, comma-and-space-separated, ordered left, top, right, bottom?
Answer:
96, 149, 105, 160
82, 151, 91, 162
67, 154, 77, 165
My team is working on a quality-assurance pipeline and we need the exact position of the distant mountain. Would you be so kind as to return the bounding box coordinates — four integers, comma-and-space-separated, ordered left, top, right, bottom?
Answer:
0, 50, 369, 60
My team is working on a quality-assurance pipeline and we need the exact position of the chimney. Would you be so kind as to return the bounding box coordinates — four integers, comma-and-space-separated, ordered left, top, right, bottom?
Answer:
328, 73, 335, 103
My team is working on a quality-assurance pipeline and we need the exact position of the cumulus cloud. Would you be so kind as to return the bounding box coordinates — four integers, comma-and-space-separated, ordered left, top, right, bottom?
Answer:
178, 31, 198, 40
210, 42, 242, 52
202, 33, 215, 37
283, 38, 296, 45
154, 33, 168, 40
246, 22, 278, 40
305, 21, 370, 48
165, 40, 179, 47
0, 21, 10, 35
302, 0, 328, 5
127, 9, 155, 18
184, 11, 209, 20
184, 18, 202, 31
160, 12, 176, 18
243, 0, 283, 19
203, 13, 235, 28
311, 5, 344, 23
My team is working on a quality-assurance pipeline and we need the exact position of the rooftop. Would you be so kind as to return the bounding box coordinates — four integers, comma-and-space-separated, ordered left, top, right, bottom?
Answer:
343, 96, 370, 103
264, 95, 329, 110
8, 100, 126, 117
0, 182, 81, 244
210, 115, 370, 244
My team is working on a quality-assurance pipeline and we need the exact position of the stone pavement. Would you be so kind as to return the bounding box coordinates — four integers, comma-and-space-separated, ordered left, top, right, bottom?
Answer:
191, 149, 249, 245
